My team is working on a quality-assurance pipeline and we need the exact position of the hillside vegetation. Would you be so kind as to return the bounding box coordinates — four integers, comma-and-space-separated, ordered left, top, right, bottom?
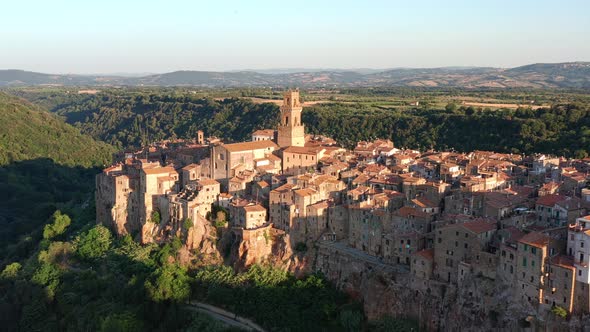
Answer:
0, 92, 114, 167
11, 89, 590, 158
42, 93, 280, 149
0, 93, 115, 262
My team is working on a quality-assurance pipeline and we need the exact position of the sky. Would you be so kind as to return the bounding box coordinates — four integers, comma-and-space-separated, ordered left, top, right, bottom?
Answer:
1, 0, 589, 74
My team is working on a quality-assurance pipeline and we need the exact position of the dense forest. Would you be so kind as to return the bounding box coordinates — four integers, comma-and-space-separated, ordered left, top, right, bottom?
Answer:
13, 91, 281, 149
0, 92, 114, 263
11, 89, 590, 158
1, 216, 378, 331
0, 93, 114, 167
303, 102, 590, 158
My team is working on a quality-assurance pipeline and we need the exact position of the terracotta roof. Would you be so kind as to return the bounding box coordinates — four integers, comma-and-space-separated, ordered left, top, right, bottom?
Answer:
283, 146, 324, 155
309, 200, 330, 209
272, 183, 296, 193
182, 163, 200, 170
460, 220, 497, 234
294, 188, 317, 197
518, 231, 552, 248
142, 166, 176, 175
541, 182, 560, 190
243, 204, 267, 213
500, 226, 526, 244
257, 180, 269, 188
198, 178, 219, 186
415, 248, 434, 261
252, 129, 275, 136
222, 140, 278, 152
536, 194, 566, 207
266, 154, 281, 162
412, 197, 437, 208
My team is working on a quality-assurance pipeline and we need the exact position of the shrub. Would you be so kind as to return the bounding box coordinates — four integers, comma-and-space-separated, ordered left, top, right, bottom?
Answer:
43, 210, 71, 240
552, 305, 568, 319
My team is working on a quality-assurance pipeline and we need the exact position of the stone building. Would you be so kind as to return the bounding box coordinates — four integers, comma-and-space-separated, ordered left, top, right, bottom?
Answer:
232, 204, 267, 229
282, 146, 325, 175
411, 248, 434, 280
433, 220, 497, 283
167, 178, 219, 222
515, 231, 561, 305
252, 129, 276, 142
277, 90, 305, 148
96, 164, 139, 235
210, 140, 278, 190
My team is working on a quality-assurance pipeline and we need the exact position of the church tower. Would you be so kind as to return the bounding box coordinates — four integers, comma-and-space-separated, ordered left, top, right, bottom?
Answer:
277, 90, 305, 148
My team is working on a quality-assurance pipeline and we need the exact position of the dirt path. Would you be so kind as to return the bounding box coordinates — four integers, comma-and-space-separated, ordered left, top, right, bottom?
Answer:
461, 101, 548, 109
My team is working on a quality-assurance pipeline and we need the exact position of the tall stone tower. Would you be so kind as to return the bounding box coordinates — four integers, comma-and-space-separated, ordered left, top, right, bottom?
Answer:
277, 90, 305, 148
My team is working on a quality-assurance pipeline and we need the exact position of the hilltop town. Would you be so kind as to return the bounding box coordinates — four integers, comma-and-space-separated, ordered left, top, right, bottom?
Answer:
96, 90, 590, 328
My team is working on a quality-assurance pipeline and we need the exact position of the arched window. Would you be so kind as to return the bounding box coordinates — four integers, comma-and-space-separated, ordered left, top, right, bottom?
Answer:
285, 116, 289, 125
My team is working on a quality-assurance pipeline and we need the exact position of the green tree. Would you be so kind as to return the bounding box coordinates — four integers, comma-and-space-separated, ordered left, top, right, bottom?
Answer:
445, 102, 458, 113
1, 262, 22, 280
145, 264, 191, 302
100, 312, 144, 332
43, 210, 71, 240
75, 224, 112, 260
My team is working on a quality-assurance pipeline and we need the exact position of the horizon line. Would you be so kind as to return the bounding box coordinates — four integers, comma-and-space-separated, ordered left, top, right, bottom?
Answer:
2, 61, 589, 76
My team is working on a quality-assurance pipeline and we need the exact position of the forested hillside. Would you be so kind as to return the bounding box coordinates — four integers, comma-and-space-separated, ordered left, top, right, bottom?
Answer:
45, 94, 280, 149
12, 90, 590, 158
303, 102, 590, 158
0, 93, 114, 167
0, 93, 114, 262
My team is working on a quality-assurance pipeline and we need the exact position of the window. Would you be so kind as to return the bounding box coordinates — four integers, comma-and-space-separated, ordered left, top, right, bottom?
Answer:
579, 269, 583, 276
531, 247, 536, 254
523, 257, 527, 267
531, 260, 535, 267
582, 242, 585, 248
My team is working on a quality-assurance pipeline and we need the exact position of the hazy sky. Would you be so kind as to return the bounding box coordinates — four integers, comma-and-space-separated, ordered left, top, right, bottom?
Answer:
1, 0, 589, 73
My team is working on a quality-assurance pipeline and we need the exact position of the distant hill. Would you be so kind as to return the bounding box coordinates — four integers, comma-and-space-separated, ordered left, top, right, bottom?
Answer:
1, 62, 589, 88
0, 92, 114, 167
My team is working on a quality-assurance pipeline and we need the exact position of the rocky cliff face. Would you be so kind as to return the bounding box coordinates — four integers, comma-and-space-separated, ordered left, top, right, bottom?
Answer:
313, 243, 584, 331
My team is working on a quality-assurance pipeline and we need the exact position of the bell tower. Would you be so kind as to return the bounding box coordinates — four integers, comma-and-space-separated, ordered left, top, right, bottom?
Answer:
277, 90, 305, 147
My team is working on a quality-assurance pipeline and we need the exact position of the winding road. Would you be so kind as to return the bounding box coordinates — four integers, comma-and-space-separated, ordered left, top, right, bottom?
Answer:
186, 300, 266, 332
